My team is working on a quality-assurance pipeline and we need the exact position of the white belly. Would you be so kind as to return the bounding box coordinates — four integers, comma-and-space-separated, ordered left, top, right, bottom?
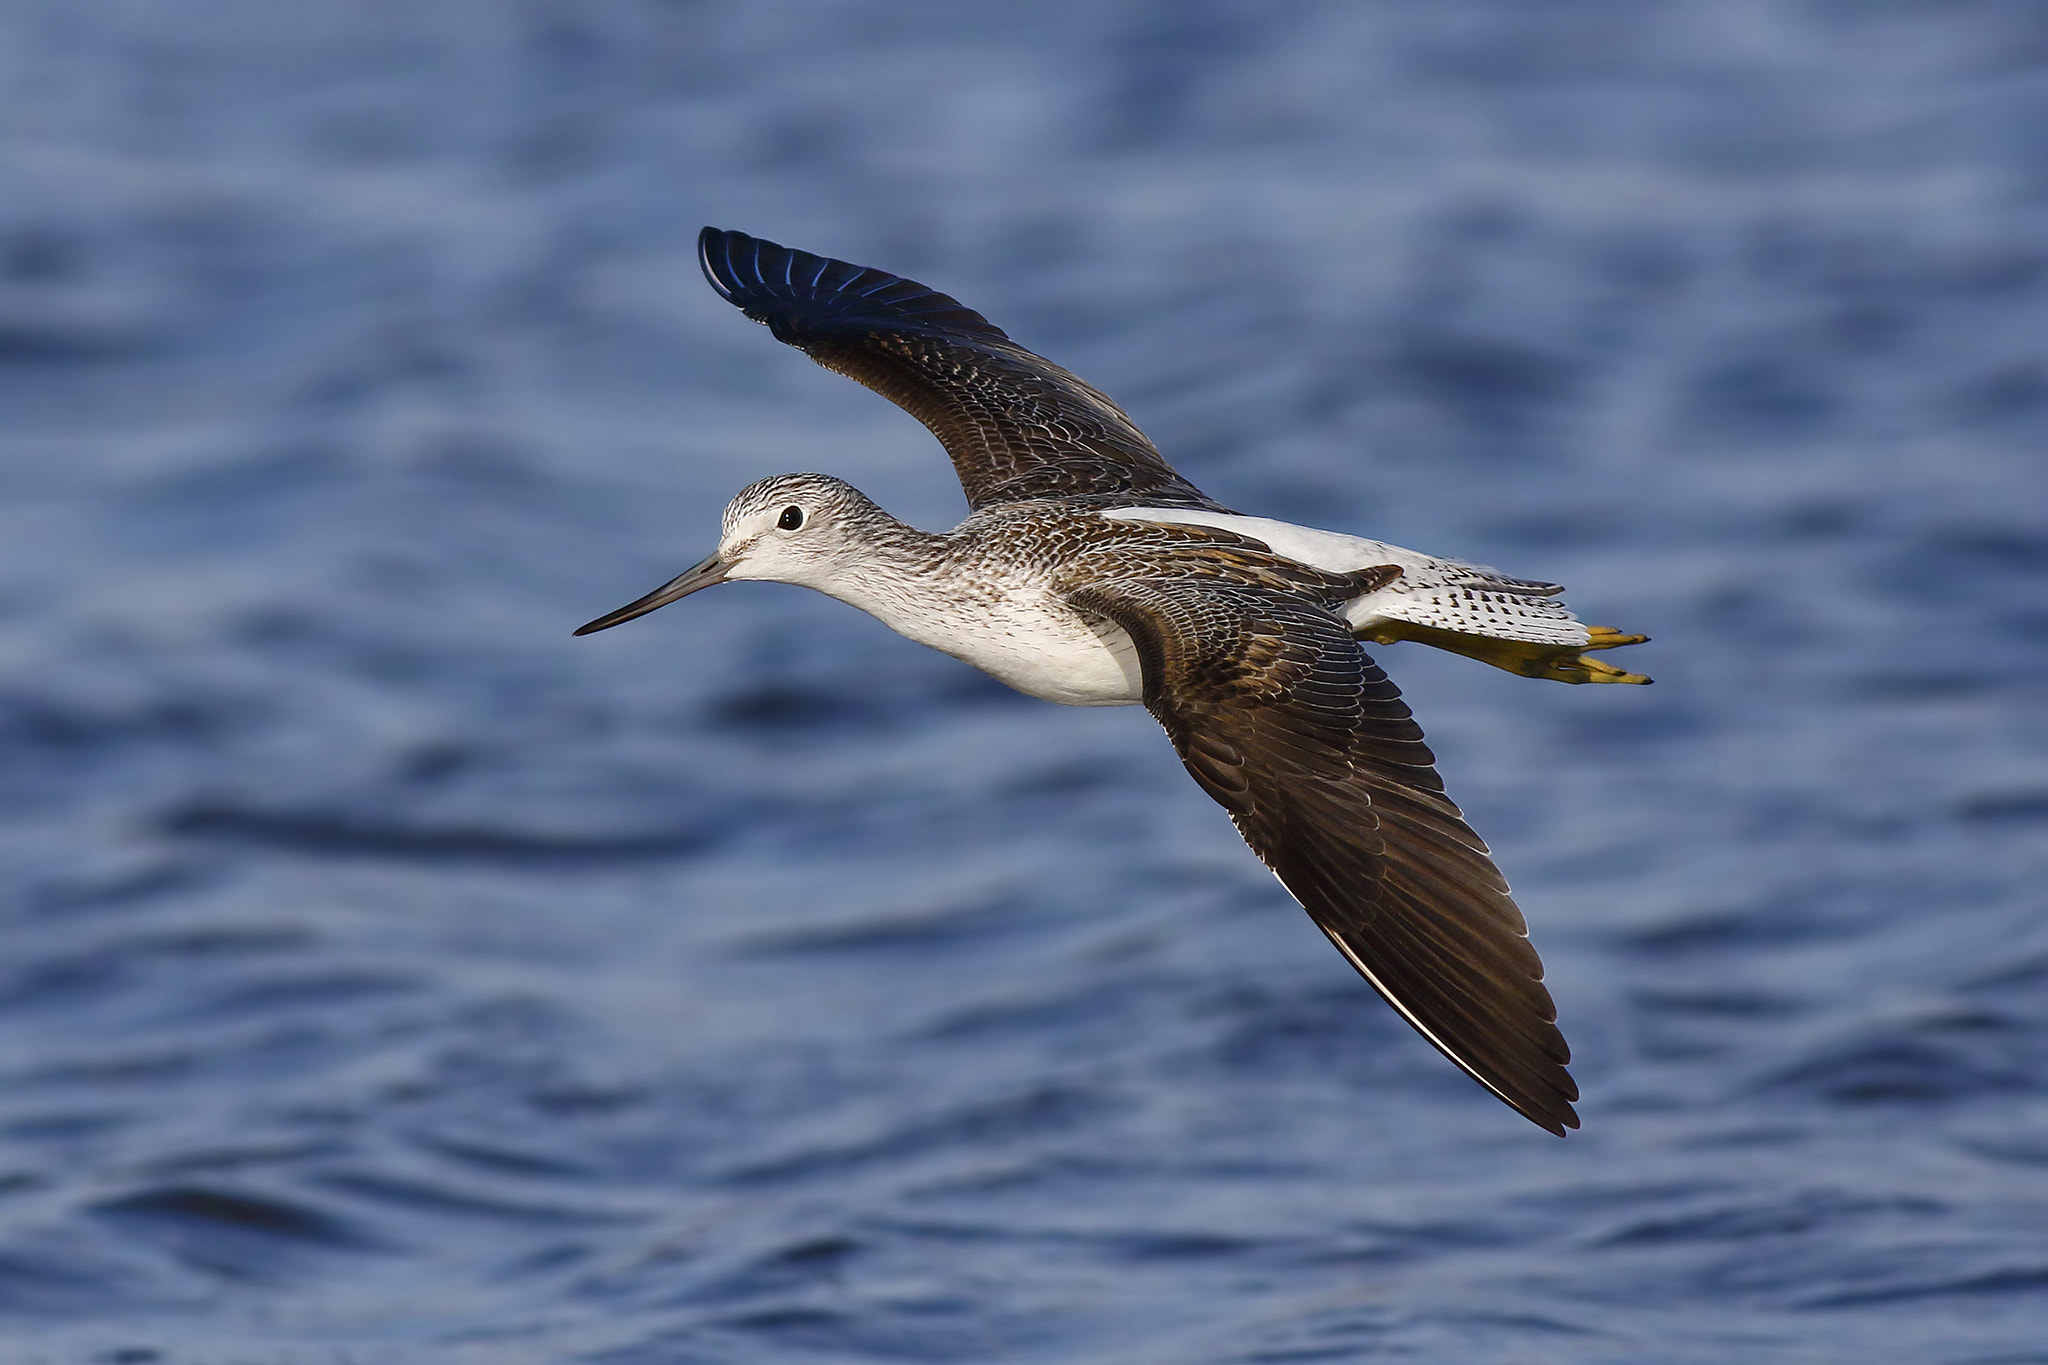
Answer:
937, 608, 1146, 706
828, 579, 1146, 707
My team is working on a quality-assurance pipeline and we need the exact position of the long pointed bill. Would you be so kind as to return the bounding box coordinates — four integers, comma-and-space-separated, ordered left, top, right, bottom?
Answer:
573, 554, 727, 635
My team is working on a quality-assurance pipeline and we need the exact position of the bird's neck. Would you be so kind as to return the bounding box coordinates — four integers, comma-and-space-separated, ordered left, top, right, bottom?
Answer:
804, 519, 962, 638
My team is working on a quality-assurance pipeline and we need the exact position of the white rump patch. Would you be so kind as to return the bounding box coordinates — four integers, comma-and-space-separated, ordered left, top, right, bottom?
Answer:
1102, 507, 1589, 647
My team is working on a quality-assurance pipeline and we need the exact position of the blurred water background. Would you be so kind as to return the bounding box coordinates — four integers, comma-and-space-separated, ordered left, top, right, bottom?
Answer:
2, 2, 2046, 1361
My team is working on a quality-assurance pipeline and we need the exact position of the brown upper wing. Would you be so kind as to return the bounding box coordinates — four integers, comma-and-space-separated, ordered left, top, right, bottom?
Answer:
699, 228, 1226, 512
1064, 575, 1579, 1134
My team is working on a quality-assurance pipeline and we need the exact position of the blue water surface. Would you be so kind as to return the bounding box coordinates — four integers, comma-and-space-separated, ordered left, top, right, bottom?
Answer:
2, 3, 2046, 1361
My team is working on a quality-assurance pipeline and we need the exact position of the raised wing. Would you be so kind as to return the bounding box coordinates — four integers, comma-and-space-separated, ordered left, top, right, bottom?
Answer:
1064, 575, 1578, 1134
698, 227, 1225, 512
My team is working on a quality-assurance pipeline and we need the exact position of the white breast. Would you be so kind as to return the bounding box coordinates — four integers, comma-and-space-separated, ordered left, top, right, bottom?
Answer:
822, 573, 1146, 707
929, 594, 1147, 706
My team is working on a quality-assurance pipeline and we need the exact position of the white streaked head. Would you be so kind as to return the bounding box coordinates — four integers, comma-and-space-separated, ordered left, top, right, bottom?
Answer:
574, 473, 890, 635
714, 473, 887, 586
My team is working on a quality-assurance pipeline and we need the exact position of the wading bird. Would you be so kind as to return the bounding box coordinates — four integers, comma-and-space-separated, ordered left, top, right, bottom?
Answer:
578, 229, 1650, 1134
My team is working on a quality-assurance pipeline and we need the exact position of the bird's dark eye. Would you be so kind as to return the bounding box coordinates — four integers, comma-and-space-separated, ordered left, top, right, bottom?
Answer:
777, 505, 804, 531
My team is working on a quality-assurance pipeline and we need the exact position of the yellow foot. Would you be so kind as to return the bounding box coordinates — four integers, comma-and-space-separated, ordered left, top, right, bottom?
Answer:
1557, 652, 1654, 685
1363, 621, 1653, 685
1554, 626, 1654, 685
1501, 641, 1653, 685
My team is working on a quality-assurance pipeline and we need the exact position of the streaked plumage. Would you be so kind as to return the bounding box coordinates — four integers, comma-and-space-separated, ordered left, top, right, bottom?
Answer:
577, 228, 1654, 1134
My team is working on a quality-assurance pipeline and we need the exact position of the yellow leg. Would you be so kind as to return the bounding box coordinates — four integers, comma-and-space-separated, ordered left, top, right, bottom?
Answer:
1364, 621, 1653, 685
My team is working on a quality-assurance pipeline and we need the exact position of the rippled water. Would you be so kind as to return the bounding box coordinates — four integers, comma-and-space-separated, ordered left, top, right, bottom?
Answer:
3, 3, 2047, 1361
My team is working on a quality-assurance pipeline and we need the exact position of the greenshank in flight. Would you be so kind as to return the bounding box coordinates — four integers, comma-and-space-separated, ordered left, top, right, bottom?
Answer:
577, 228, 1652, 1134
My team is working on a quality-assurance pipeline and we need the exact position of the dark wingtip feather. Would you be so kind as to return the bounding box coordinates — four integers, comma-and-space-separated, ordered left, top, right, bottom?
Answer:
697, 227, 1010, 345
